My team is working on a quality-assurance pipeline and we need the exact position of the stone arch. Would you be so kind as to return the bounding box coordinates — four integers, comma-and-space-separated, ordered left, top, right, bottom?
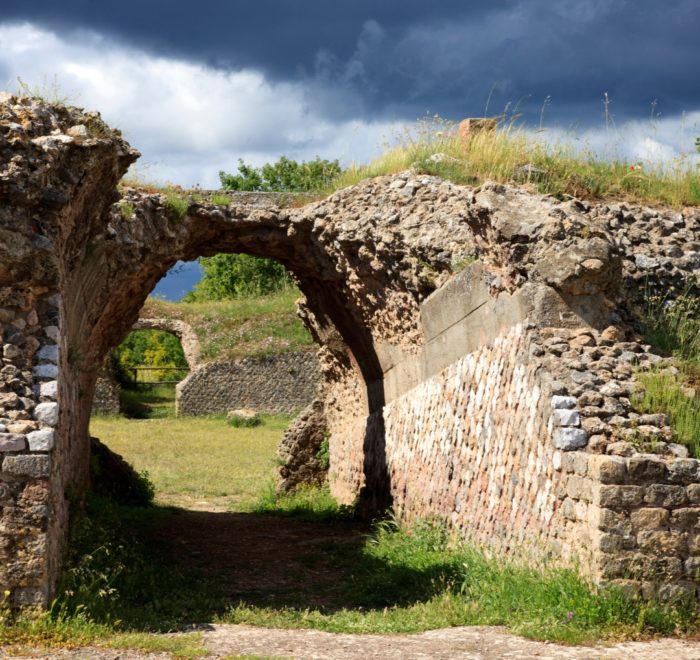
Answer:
6, 96, 700, 609
131, 318, 200, 370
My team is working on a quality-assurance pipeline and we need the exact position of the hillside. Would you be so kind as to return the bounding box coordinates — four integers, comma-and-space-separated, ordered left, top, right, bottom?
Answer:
140, 289, 314, 363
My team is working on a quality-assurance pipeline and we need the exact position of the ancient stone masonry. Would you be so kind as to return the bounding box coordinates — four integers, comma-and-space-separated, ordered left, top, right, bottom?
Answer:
2, 94, 700, 606
177, 351, 320, 416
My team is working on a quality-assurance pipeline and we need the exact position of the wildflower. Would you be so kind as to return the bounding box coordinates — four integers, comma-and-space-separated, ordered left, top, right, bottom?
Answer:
566, 610, 574, 621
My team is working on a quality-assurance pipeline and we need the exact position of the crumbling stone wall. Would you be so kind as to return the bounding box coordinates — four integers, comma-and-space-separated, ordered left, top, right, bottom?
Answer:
177, 350, 320, 415
92, 371, 120, 415
2, 94, 700, 606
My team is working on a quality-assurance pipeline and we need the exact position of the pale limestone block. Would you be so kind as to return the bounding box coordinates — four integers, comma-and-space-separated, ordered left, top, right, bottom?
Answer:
27, 429, 55, 452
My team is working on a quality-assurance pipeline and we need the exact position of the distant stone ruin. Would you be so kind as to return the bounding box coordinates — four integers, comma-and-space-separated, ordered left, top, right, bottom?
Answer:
2, 94, 700, 606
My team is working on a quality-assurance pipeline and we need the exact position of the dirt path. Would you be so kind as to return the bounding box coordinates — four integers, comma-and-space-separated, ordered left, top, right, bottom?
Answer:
5, 625, 700, 659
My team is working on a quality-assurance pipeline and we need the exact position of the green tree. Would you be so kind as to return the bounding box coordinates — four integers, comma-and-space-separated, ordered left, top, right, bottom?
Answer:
188, 156, 343, 301
113, 330, 187, 384
219, 155, 341, 192
696, 137, 700, 153
186, 253, 290, 300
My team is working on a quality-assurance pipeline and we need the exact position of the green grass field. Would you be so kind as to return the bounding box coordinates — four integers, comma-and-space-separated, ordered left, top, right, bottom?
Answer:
90, 413, 291, 510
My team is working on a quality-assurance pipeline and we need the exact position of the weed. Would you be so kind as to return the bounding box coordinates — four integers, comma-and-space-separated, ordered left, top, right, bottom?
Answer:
140, 291, 313, 362
450, 254, 477, 273
164, 193, 189, 220
15, 75, 78, 107
634, 289, 700, 455
222, 513, 698, 642
210, 193, 232, 206
90, 414, 292, 509
117, 200, 135, 220
640, 292, 700, 366
632, 370, 700, 456
315, 432, 330, 470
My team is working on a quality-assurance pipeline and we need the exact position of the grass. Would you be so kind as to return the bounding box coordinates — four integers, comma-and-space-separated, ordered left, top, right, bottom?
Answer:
90, 413, 291, 509
633, 371, 700, 456
251, 482, 354, 523
326, 117, 700, 207
119, 383, 178, 419
141, 289, 313, 362
634, 290, 700, 456
221, 513, 697, 643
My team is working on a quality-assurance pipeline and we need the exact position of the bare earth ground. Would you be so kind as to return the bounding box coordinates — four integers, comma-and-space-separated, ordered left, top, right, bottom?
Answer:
5, 507, 700, 659
5, 625, 700, 659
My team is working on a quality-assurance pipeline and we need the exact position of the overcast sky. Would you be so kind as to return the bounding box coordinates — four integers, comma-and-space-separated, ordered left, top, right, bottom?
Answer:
1, 1, 699, 190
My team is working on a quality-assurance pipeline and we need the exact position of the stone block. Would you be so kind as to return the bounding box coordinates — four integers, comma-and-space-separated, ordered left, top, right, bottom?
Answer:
667, 459, 700, 484
33, 402, 58, 426
0, 433, 26, 452
44, 326, 59, 341
32, 364, 58, 379
631, 507, 669, 531
684, 557, 700, 578
2, 454, 50, 477
36, 344, 59, 363
606, 441, 635, 457
627, 455, 668, 482
657, 582, 697, 603
39, 380, 58, 399
637, 530, 686, 555
597, 553, 631, 579
589, 455, 627, 484
553, 427, 588, 451
27, 429, 54, 452
669, 507, 700, 529
597, 485, 644, 508
687, 533, 700, 554
596, 507, 626, 533
552, 409, 580, 427
551, 395, 577, 410
598, 532, 623, 553
644, 484, 688, 507
687, 483, 700, 504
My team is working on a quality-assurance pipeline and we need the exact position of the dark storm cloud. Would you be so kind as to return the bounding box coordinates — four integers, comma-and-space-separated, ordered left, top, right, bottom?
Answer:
2, 0, 699, 125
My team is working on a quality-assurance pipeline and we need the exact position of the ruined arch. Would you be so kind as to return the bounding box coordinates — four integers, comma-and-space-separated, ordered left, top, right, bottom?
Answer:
4, 96, 700, 608
131, 318, 201, 370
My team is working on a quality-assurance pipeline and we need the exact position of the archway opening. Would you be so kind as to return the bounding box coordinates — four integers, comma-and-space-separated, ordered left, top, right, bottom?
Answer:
78, 249, 385, 627
111, 328, 189, 419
